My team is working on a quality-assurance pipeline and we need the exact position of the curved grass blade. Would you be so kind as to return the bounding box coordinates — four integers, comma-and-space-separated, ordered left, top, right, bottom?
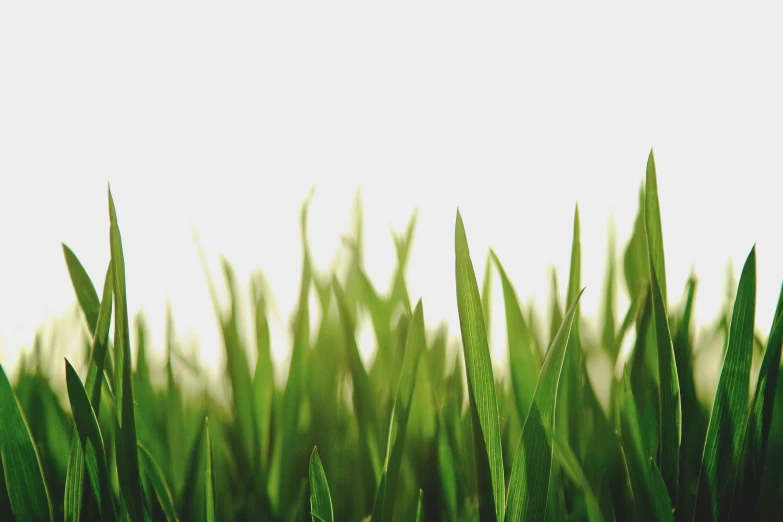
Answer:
65, 359, 116, 522
491, 250, 541, 423
309, 447, 333, 522
0, 364, 52, 522
455, 210, 504, 522
695, 247, 756, 521
204, 418, 216, 522
371, 300, 426, 522
108, 187, 145, 522
64, 261, 114, 522
138, 444, 178, 522
504, 288, 584, 522
62, 243, 101, 335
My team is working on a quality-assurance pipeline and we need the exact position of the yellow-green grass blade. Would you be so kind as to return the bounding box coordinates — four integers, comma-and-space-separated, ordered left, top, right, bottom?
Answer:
65, 359, 116, 522
62, 243, 101, 335
482, 251, 493, 347
64, 261, 114, 522
0, 364, 52, 522
455, 210, 504, 522
390, 208, 418, 315
504, 288, 584, 522
602, 224, 617, 357
204, 418, 216, 522
252, 275, 274, 474
624, 184, 650, 305
548, 269, 563, 348
644, 149, 667, 305
308, 447, 333, 522
415, 489, 423, 522
694, 247, 756, 522
138, 444, 178, 522
371, 300, 426, 522
491, 250, 541, 424
108, 187, 146, 522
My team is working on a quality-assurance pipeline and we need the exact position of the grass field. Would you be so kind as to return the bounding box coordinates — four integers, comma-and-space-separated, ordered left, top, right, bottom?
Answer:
1, 150, 782, 521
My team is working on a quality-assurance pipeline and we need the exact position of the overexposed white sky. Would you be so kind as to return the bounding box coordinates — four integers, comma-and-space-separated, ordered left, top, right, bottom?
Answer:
1, 5, 782, 385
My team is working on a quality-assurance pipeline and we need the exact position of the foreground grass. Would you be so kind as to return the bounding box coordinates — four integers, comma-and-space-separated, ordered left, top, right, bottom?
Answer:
1, 150, 782, 521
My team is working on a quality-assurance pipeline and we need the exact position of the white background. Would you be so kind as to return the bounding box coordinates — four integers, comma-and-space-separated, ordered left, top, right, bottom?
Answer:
1, 5, 782, 393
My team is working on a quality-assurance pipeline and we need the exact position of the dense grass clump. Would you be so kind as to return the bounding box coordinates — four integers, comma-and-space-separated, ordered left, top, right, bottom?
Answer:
1, 150, 782, 521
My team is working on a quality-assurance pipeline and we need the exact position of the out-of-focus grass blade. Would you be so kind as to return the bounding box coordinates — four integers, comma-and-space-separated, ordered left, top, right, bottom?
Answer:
309, 447, 333, 522
491, 250, 541, 423
371, 300, 426, 522
695, 247, 756, 522
204, 418, 216, 522
65, 359, 116, 522
602, 224, 617, 357
252, 274, 274, 474
549, 269, 563, 348
108, 187, 146, 522
415, 489, 423, 522
64, 261, 114, 522
0, 363, 52, 522
138, 443, 178, 522
62, 243, 100, 335
505, 288, 584, 522
644, 149, 667, 304
455, 210, 505, 522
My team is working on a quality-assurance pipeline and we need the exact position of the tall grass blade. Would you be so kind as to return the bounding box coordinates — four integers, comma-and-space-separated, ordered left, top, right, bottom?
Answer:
62, 243, 101, 335
204, 418, 216, 522
309, 447, 333, 522
138, 444, 179, 522
644, 149, 667, 304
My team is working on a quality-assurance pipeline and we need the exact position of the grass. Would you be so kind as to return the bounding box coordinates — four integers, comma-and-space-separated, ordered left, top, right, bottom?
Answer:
1, 149, 783, 521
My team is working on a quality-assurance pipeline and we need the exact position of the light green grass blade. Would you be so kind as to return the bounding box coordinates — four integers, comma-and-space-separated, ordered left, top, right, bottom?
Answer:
309, 447, 333, 522
455, 210, 504, 522
602, 224, 617, 357
0, 364, 52, 522
138, 443, 178, 522
482, 252, 493, 347
415, 489, 423, 522
65, 359, 115, 522
204, 418, 216, 522
108, 187, 146, 522
491, 250, 541, 424
624, 185, 650, 305
64, 261, 114, 522
504, 288, 584, 522
62, 243, 101, 335
371, 300, 426, 522
645, 149, 667, 304
695, 247, 756, 522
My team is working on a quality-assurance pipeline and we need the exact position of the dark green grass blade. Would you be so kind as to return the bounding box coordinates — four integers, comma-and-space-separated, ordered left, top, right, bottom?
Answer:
649, 459, 675, 519
644, 149, 667, 304
504, 288, 584, 522
695, 247, 756, 521
138, 444, 178, 522
309, 447, 333, 522
647, 253, 680, 504
62, 243, 101, 335
455, 210, 505, 522
204, 418, 216, 522
371, 300, 426, 522
491, 250, 541, 424
65, 359, 115, 522
108, 187, 146, 522
0, 364, 52, 522
64, 261, 114, 522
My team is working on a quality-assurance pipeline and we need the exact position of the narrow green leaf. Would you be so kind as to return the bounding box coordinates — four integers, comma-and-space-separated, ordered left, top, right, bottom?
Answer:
455, 210, 505, 522
602, 224, 617, 357
645, 149, 667, 304
62, 243, 101, 335
204, 418, 216, 522
504, 288, 584, 522
482, 252, 493, 347
138, 444, 179, 522
0, 364, 52, 522
649, 459, 675, 520
415, 489, 423, 522
695, 247, 756, 521
309, 447, 333, 522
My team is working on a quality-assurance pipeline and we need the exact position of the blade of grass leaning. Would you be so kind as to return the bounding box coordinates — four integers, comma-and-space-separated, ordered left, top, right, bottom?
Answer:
138, 443, 178, 522
0, 363, 53, 522
204, 418, 216, 522
108, 187, 146, 522
370, 300, 426, 522
64, 359, 116, 522
64, 261, 114, 522
309, 447, 333, 522
504, 288, 584, 522
455, 210, 505, 522
491, 250, 541, 423
695, 246, 756, 521
62, 243, 101, 335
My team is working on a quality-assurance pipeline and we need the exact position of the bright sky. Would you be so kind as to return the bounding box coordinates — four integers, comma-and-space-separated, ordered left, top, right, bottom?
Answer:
1, 5, 782, 388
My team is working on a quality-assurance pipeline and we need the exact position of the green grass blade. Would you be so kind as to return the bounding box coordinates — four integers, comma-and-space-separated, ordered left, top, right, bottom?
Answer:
649, 459, 675, 520
491, 250, 541, 424
65, 359, 116, 522
371, 300, 426, 522
138, 444, 178, 522
482, 251, 493, 347
0, 364, 52, 522
62, 243, 101, 335
504, 288, 584, 522
308, 447, 333, 522
455, 210, 505, 522
415, 489, 423, 522
602, 224, 617, 357
108, 187, 146, 522
624, 184, 650, 305
644, 149, 667, 304
204, 418, 216, 522
695, 247, 756, 521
